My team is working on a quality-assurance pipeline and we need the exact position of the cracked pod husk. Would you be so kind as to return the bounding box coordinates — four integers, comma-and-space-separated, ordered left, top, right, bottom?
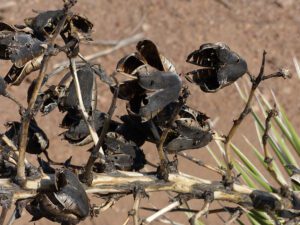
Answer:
4, 119, 49, 155
164, 105, 213, 152
25, 10, 65, 41
62, 110, 119, 146
116, 39, 181, 122
0, 22, 45, 85
186, 42, 247, 92
138, 70, 182, 121
26, 170, 90, 225
59, 64, 97, 113
104, 132, 146, 171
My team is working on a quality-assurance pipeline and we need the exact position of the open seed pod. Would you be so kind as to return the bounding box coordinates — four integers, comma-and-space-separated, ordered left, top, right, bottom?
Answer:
164, 105, 213, 152
138, 70, 182, 121
4, 119, 49, 155
26, 170, 90, 224
24, 10, 65, 41
186, 42, 247, 92
0, 22, 45, 85
115, 114, 156, 146
62, 110, 105, 145
116, 40, 181, 122
58, 64, 97, 113
64, 14, 93, 41
104, 132, 146, 171
62, 110, 120, 146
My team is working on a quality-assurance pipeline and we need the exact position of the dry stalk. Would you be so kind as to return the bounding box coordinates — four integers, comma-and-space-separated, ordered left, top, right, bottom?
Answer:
69, 58, 100, 146
262, 108, 288, 187
143, 201, 181, 224
82, 76, 119, 184
189, 201, 210, 225
223, 51, 290, 184
178, 152, 225, 175
53, 32, 144, 68
16, 4, 72, 185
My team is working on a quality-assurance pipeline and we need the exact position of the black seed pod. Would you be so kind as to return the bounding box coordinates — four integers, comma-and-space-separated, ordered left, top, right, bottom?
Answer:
186, 42, 247, 92
26, 170, 90, 224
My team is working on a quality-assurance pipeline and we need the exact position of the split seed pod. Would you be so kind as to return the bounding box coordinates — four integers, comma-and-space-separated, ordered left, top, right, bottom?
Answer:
0, 22, 45, 85
116, 39, 181, 121
186, 42, 247, 92
104, 132, 146, 171
4, 119, 49, 155
164, 106, 213, 152
26, 170, 90, 224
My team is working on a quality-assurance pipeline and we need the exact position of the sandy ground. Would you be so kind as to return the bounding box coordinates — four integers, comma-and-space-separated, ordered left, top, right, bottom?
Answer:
1, 0, 300, 224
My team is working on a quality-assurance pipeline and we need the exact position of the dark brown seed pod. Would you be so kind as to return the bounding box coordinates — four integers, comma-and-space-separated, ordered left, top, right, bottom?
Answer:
138, 71, 182, 121
65, 14, 93, 41
24, 10, 65, 40
5, 55, 43, 85
104, 132, 146, 171
62, 110, 120, 146
136, 39, 176, 73
4, 119, 49, 155
58, 64, 97, 113
26, 170, 90, 224
186, 42, 247, 92
164, 105, 213, 152
0, 23, 45, 85
115, 40, 180, 122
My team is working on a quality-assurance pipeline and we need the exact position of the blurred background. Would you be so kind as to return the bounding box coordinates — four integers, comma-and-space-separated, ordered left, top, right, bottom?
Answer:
1, 0, 300, 224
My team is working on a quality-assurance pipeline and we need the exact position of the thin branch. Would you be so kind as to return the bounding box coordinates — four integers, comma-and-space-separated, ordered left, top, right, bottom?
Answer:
16, 4, 72, 185
53, 33, 144, 68
82, 76, 119, 184
263, 108, 278, 162
143, 201, 181, 224
223, 51, 289, 184
69, 58, 100, 146
189, 202, 210, 225
178, 152, 225, 175
157, 88, 188, 180
122, 216, 130, 225
6, 207, 17, 225
225, 209, 242, 225
131, 192, 142, 225
262, 108, 288, 187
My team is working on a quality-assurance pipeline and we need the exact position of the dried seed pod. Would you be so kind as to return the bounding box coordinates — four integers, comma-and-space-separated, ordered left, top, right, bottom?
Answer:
164, 106, 213, 152
5, 54, 43, 85
4, 119, 49, 155
62, 110, 120, 146
136, 39, 176, 73
116, 40, 180, 122
24, 10, 65, 40
186, 42, 247, 92
0, 23, 45, 85
62, 110, 105, 145
104, 132, 146, 171
26, 170, 90, 224
65, 14, 93, 41
138, 71, 182, 121
59, 64, 97, 113
116, 115, 156, 146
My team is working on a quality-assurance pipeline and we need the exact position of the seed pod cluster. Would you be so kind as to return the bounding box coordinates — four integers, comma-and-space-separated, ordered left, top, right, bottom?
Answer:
0, 4, 252, 224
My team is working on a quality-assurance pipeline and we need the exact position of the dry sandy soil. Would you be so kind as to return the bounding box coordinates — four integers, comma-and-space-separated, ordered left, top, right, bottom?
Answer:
1, 0, 300, 224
